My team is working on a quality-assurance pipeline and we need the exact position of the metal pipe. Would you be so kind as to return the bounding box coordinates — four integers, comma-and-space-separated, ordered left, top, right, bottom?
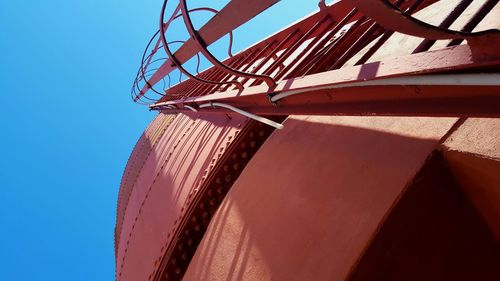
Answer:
199, 102, 284, 129
184, 105, 198, 112
270, 73, 500, 103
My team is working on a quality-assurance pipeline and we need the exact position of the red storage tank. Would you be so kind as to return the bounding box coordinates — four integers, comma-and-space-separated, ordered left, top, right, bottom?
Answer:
117, 1, 500, 280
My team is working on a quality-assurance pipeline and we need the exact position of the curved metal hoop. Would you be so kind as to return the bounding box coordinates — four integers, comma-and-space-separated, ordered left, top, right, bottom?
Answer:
139, 31, 201, 97
134, 6, 238, 104
133, 62, 171, 103
160, 1, 244, 93
180, 0, 276, 87
348, 0, 500, 41
133, 66, 170, 104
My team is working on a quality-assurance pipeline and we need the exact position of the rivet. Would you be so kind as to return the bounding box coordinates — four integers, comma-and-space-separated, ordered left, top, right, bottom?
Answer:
258, 130, 265, 137
241, 151, 248, 159
250, 140, 257, 148
233, 163, 240, 170
216, 186, 224, 194
225, 174, 232, 182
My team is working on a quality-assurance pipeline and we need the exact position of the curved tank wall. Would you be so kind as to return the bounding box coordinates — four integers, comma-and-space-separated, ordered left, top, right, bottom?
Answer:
116, 114, 500, 281
183, 116, 500, 281
115, 112, 250, 281
116, 1, 500, 280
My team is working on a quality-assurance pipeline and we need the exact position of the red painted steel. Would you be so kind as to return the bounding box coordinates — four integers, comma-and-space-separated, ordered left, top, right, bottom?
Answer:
119, 1, 500, 281
181, 116, 466, 280
154, 44, 500, 117
133, 0, 500, 119
179, 0, 276, 87
134, 0, 367, 104
116, 112, 249, 281
115, 114, 175, 254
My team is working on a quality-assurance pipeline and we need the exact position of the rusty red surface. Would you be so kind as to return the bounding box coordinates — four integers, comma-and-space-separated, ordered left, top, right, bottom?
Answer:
116, 112, 249, 281
115, 114, 175, 254
139, 0, 499, 117
118, 1, 500, 281
181, 116, 451, 280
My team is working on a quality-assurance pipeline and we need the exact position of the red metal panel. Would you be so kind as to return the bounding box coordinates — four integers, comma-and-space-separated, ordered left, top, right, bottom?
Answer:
347, 153, 500, 281
115, 114, 175, 254
441, 118, 500, 240
120, 1, 500, 280
182, 115, 458, 280
140, 0, 500, 119
115, 113, 248, 281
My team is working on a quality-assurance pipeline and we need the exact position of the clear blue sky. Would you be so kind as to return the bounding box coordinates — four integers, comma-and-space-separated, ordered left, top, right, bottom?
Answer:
0, 1, 319, 280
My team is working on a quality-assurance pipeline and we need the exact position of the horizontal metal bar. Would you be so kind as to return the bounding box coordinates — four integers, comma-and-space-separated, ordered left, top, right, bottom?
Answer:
154, 44, 500, 106
158, 83, 500, 117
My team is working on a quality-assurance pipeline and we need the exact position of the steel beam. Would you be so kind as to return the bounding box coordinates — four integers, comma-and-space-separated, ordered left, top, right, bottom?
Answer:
152, 44, 500, 117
